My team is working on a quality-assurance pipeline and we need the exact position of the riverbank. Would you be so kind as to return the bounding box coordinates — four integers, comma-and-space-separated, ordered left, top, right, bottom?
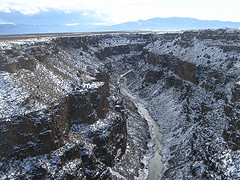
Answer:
119, 73, 163, 180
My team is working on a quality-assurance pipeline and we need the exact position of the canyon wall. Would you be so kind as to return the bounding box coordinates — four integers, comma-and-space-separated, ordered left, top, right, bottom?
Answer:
125, 29, 240, 179
0, 34, 150, 179
1, 29, 240, 179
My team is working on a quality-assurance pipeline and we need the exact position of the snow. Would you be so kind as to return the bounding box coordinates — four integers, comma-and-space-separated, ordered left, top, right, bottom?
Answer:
82, 82, 104, 90
121, 29, 240, 179
0, 37, 52, 49
0, 71, 47, 119
1, 29, 240, 179
150, 29, 240, 75
108, 167, 127, 180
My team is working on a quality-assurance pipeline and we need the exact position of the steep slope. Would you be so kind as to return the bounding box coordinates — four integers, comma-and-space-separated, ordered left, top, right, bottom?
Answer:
0, 33, 151, 179
124, 29, 240, 179
1, 29, 240, 179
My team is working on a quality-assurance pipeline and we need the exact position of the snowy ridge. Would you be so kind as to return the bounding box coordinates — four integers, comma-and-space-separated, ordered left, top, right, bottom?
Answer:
1, 29, 240, 179
0, 32, 153, 179
123, 29, 240, 179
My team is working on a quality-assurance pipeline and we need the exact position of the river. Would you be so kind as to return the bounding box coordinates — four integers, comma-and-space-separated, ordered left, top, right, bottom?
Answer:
119, 72, 163, 180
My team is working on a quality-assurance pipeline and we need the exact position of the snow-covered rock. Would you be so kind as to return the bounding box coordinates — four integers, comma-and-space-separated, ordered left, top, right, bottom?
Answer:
1, 29, 240, 179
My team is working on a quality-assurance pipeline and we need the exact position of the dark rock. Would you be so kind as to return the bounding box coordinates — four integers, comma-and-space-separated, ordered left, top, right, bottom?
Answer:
1, 29, 240, 179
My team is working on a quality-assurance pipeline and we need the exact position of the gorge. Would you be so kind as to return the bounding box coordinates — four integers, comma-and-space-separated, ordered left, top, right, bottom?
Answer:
120, 71, 163, 180
0, 29, 240, 179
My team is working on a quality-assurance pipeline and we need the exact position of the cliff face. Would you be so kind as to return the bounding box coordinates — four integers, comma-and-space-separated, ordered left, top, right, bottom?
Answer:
0, 35, 129, 179
0, 98, 69, 159
0, 33, 153, 179
1, 29, 240, 179
124, 29, 240, 179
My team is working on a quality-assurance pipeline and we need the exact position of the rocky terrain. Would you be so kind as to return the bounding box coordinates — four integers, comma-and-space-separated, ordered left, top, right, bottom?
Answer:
0, 29, 240, 179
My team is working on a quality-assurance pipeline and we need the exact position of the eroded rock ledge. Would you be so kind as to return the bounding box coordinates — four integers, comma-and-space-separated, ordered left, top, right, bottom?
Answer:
0, 33, 150, 179
1, 29, 240, 179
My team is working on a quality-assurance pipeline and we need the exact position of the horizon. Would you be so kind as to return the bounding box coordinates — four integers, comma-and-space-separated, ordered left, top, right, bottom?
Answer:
1, 0, 240, 24
1, 15, 240, 35
1, 0, 240, 35
2, 14, 240, 26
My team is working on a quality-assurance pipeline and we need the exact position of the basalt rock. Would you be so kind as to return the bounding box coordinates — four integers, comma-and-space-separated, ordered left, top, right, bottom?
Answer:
0, 35, 130, 179
123, 29, 240, 179
1, 29, 240, 179
0, 99, 69, 160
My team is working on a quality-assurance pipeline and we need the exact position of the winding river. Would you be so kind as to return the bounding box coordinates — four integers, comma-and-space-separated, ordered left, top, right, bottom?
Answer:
119, 71, 163, 180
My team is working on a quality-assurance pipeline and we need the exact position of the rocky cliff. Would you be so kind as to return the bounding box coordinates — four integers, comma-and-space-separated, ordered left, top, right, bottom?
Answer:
1, 29, 240, 179
0, 34, 150, 179
124, 29, 240, 179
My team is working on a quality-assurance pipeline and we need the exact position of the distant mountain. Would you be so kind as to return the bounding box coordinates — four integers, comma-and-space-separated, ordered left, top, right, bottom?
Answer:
1, 13, 240, 35
108, 17, 240, 31
0, 10, 106, 34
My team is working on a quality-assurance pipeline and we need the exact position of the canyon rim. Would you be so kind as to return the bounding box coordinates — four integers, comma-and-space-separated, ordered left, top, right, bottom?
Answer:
0, 29, 240, 179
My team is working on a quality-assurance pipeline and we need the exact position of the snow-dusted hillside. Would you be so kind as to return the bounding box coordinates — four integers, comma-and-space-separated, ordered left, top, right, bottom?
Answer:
0, 33, 152, 179
1, 29, 240, 179
125, 29, 240, 179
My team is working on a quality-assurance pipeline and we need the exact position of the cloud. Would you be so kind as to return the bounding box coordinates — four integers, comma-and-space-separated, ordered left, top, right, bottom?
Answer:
0, 0, 240, 23
0, 19, 15, 25
81, 11, 88, 16
65, 23, 79, 26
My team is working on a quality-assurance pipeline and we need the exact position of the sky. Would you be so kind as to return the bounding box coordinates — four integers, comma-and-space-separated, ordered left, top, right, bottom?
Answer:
0, 0, 240, 24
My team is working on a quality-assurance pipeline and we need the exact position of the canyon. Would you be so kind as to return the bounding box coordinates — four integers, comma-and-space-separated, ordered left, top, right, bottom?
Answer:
0, 29, 240, 179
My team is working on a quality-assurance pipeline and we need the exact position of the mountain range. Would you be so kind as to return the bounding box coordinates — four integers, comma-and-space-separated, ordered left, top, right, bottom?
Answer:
0, 11, 240, 34
110, 17, 240, 31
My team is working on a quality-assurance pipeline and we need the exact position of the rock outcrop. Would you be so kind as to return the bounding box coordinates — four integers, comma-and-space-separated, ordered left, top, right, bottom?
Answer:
0, 35, 134, 179
1, 29, 240, 179
124, 29, 240, 179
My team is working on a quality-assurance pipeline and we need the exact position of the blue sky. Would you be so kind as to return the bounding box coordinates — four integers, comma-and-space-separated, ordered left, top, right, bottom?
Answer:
0, 0, 239, 24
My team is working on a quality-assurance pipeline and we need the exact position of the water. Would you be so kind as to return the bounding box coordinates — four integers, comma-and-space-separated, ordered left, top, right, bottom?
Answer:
119, 75, 163, 180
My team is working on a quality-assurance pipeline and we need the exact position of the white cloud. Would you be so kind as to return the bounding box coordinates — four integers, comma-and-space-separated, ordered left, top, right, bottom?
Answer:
0, 0, 240, 23
65, 23, 79, 26
0, 19, 15, 25
81, 11, 88, 16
